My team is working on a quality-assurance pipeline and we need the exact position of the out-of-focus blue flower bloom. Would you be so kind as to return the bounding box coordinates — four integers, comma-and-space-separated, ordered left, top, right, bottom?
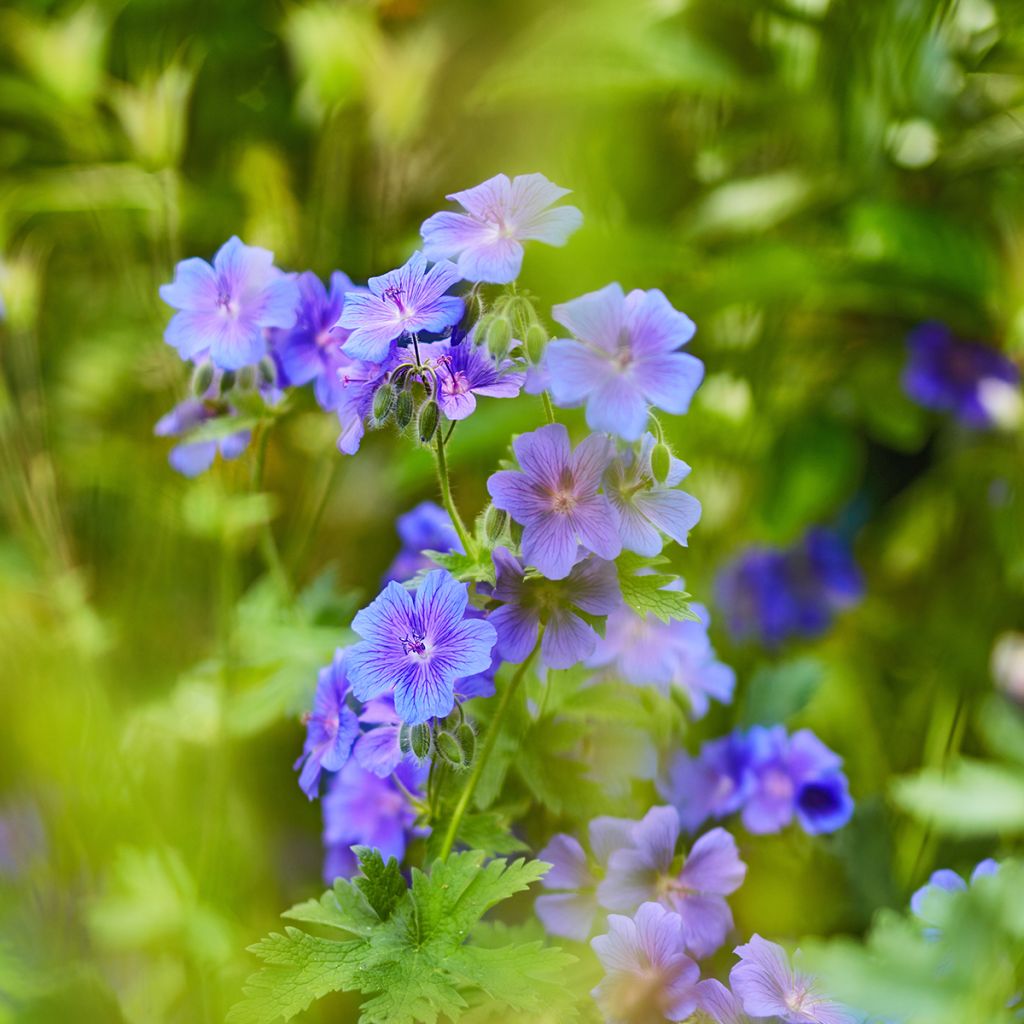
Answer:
591, 902, 702, 1024
321, 759, 425, 882
695, 979, 752, 1024
384, 501, 462, 583
605, 434, 701, 556
270, 270, 364, 395
337, 251, 463, 362
715, 529, 863, 648
535, 818, 636, 941
730, 934, 853, 1024
154, 396, 250, 477
487, 423, 621, 580
330, 353, 395, 455
489, 546, 621, 669
910, 858, 1000, 928
415, 337, 525, 421
545, 284, 704, 442
903, 322, 1020, 428
294, 649, 360, 799
660, 732, 756, 833
420, 172, 582, 284
588, 602, 734, 719
346, 569, 497, 724
598, 806, 746, 959
159, 236, 299, 370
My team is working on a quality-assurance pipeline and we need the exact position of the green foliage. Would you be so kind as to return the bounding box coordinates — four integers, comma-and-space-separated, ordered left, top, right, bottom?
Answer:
615, 552, 698, 624
229, 849, 574, 1024
741, 657, 824, 727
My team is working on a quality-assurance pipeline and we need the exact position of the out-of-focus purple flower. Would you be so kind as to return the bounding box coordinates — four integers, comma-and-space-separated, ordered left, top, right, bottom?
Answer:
489, 547, 621, 669
545, 284, 704, 442
416, 338, 525, 420
294, 649, 360, 800
910, 859, 1000, 927
270, 270, 364, 393
605, 434, 701, 556
337, 251, 463, 362
384, 501, 463, 583
351, 697, 406, 778
0, 800, 46, 878
659, 733, 755, 833
487, 423, 621, 580
715, 530, 862, 648
154, 396, 251, 478
591, 902, 702, 1024
331, 354, 394, 455
322, 759, 425, 882
588, 602, 734, 719
420, 172, 582, 285
535, 817, 634, 941
743, 727, 853, 836
730, 934, 853, 1024
159, 236, 299, 370
346, 569, 497, 724
903, 321, 1020, 429
599, 807, 747, 959
695, 979, 752, 1024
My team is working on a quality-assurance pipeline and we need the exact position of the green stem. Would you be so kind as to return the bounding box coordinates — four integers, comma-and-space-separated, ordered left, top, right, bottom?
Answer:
252, 425, 292, 600
438, 640, 540, 859
541, 391, 556, 425
433, 429, 474, 555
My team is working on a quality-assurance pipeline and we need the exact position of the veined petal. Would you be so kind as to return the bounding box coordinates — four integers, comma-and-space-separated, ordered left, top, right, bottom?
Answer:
679, 827, 746, 895
159, 257, 219, 311
456, 237, 523, 285
610, 491, 664, 556
545, 339, 612, 406
512, 422, 571, 491
568, 495, 622, 561
542, 607, 597, 669
517, 204, 583, 246
521, 514, 578, 580
487, 470, 551, 524
535, 892, 597, 942
489, 603, 539, 663
552, 283, 625, 353
567, 556, 621, 615
421, 211, 493, 260
415, 568, 470, 635
586, 374, 649, 441
677, 892, 733, 959
634, 351, 705, 415
430, 616, 497, 680
164, 309, 221, 361
447, 174, 513, 219
392, 660, 455, 725
633, 488, 702, 547
624, 287, 696, 356
509, 172, 572, 221
569, 432, 614, 494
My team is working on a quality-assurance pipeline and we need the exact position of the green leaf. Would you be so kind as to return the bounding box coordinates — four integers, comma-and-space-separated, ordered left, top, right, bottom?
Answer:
741, 657, 823, 727
615, 552, 697, 624
424, 549, 496, 586
352, 848, 406, 920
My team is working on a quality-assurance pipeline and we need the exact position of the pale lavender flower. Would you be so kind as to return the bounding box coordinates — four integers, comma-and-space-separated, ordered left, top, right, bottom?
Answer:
591, 902, 702, 1024
346, 569, 497, 724
420, 172, 582, 284
695, 979, 752, 1024
337, 251, 463, 362
154, 397, 250, 477
159, 236, 299, 369
546, 284, 704, 441
487, 423, 621, 580
730, 934, 853, 1024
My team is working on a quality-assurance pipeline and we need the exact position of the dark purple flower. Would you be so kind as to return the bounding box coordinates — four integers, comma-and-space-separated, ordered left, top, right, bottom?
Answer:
420, 172, 582, 284
730, 934, 853, 1024
337, 251, 464, 362
322, 758, 425, 882
535, 817, 635, 941
154, 396, 251, 477
159, 236, 299, 370
346, 569, 497, 724
294, 649, 360, 799
489, 546, 621, 669
605, 434, 701, 556
384, 501, 463, 583
599, 807, 747, 959
591, 902, 702, 1024
903, 321, 1020, 428
546, 284, 704, 442
417, 338, 525, 420
487, 423, 621, 580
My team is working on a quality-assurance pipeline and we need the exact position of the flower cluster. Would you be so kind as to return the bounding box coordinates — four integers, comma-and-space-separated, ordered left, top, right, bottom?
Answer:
715, 529, 863, 648
660, 726, 854, 836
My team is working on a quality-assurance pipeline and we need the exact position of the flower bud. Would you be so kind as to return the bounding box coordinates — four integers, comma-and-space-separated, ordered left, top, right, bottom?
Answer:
220, 370, 237, 392
525, 323, 547, 365
483, 504, 508, 545
395, 390, 414, 428
435, 730, 465, 769
191, 360, 215, 397
455, 723, 476, 766
650, 443, 671, 484
509, 519, 524, 547
373, 383, 396, 423
418, 400, 440, 444
409, 722, 433, 760
235, 365, 257, 391
486, 316, 512, 360
258, 356, 278, 387
504, 295, 536, 339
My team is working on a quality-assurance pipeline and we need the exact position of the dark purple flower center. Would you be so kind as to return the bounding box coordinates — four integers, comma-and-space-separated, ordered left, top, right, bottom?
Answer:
401, 631, 427, 656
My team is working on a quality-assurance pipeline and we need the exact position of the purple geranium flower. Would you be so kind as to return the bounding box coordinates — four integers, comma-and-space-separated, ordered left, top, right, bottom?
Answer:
605, 434, 702, 556
417, 338, 525, 420
270, 270, 364, 393
420, 172, 582, 284
294, 649, 360, 799
903, 321, 1020, 428
695, 979, 752, 1024
384, 501, 463, 583
154, 396, 251, 477
337, 251, 463, 362
587, 602, 734, 719
910, 858, 1000, 927
730, 934, 853, 1024
599, 807, 747, 959
487, 423, 621, 580
658, 733, 755, 833
489, 547, 621, 669
351, 697, 406, 778
346, 569, 497, 724
329, 353, 395, 455
322, 758, 425, 882
591, 902, 702, 1024
545, 284, 704, 442
159, 236, 299, 370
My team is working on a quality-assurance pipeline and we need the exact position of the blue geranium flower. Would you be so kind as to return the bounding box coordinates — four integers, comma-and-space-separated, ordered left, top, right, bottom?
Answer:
384, 501, 462, 584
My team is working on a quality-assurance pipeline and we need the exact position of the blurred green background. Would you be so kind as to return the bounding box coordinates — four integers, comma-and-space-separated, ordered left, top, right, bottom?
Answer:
2, 0, 1024, 1020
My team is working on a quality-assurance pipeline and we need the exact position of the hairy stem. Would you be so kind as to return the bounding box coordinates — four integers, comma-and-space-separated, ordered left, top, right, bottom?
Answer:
541, 391, 556, 425
433, 429, 475, 555
438, 640, 540, 859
